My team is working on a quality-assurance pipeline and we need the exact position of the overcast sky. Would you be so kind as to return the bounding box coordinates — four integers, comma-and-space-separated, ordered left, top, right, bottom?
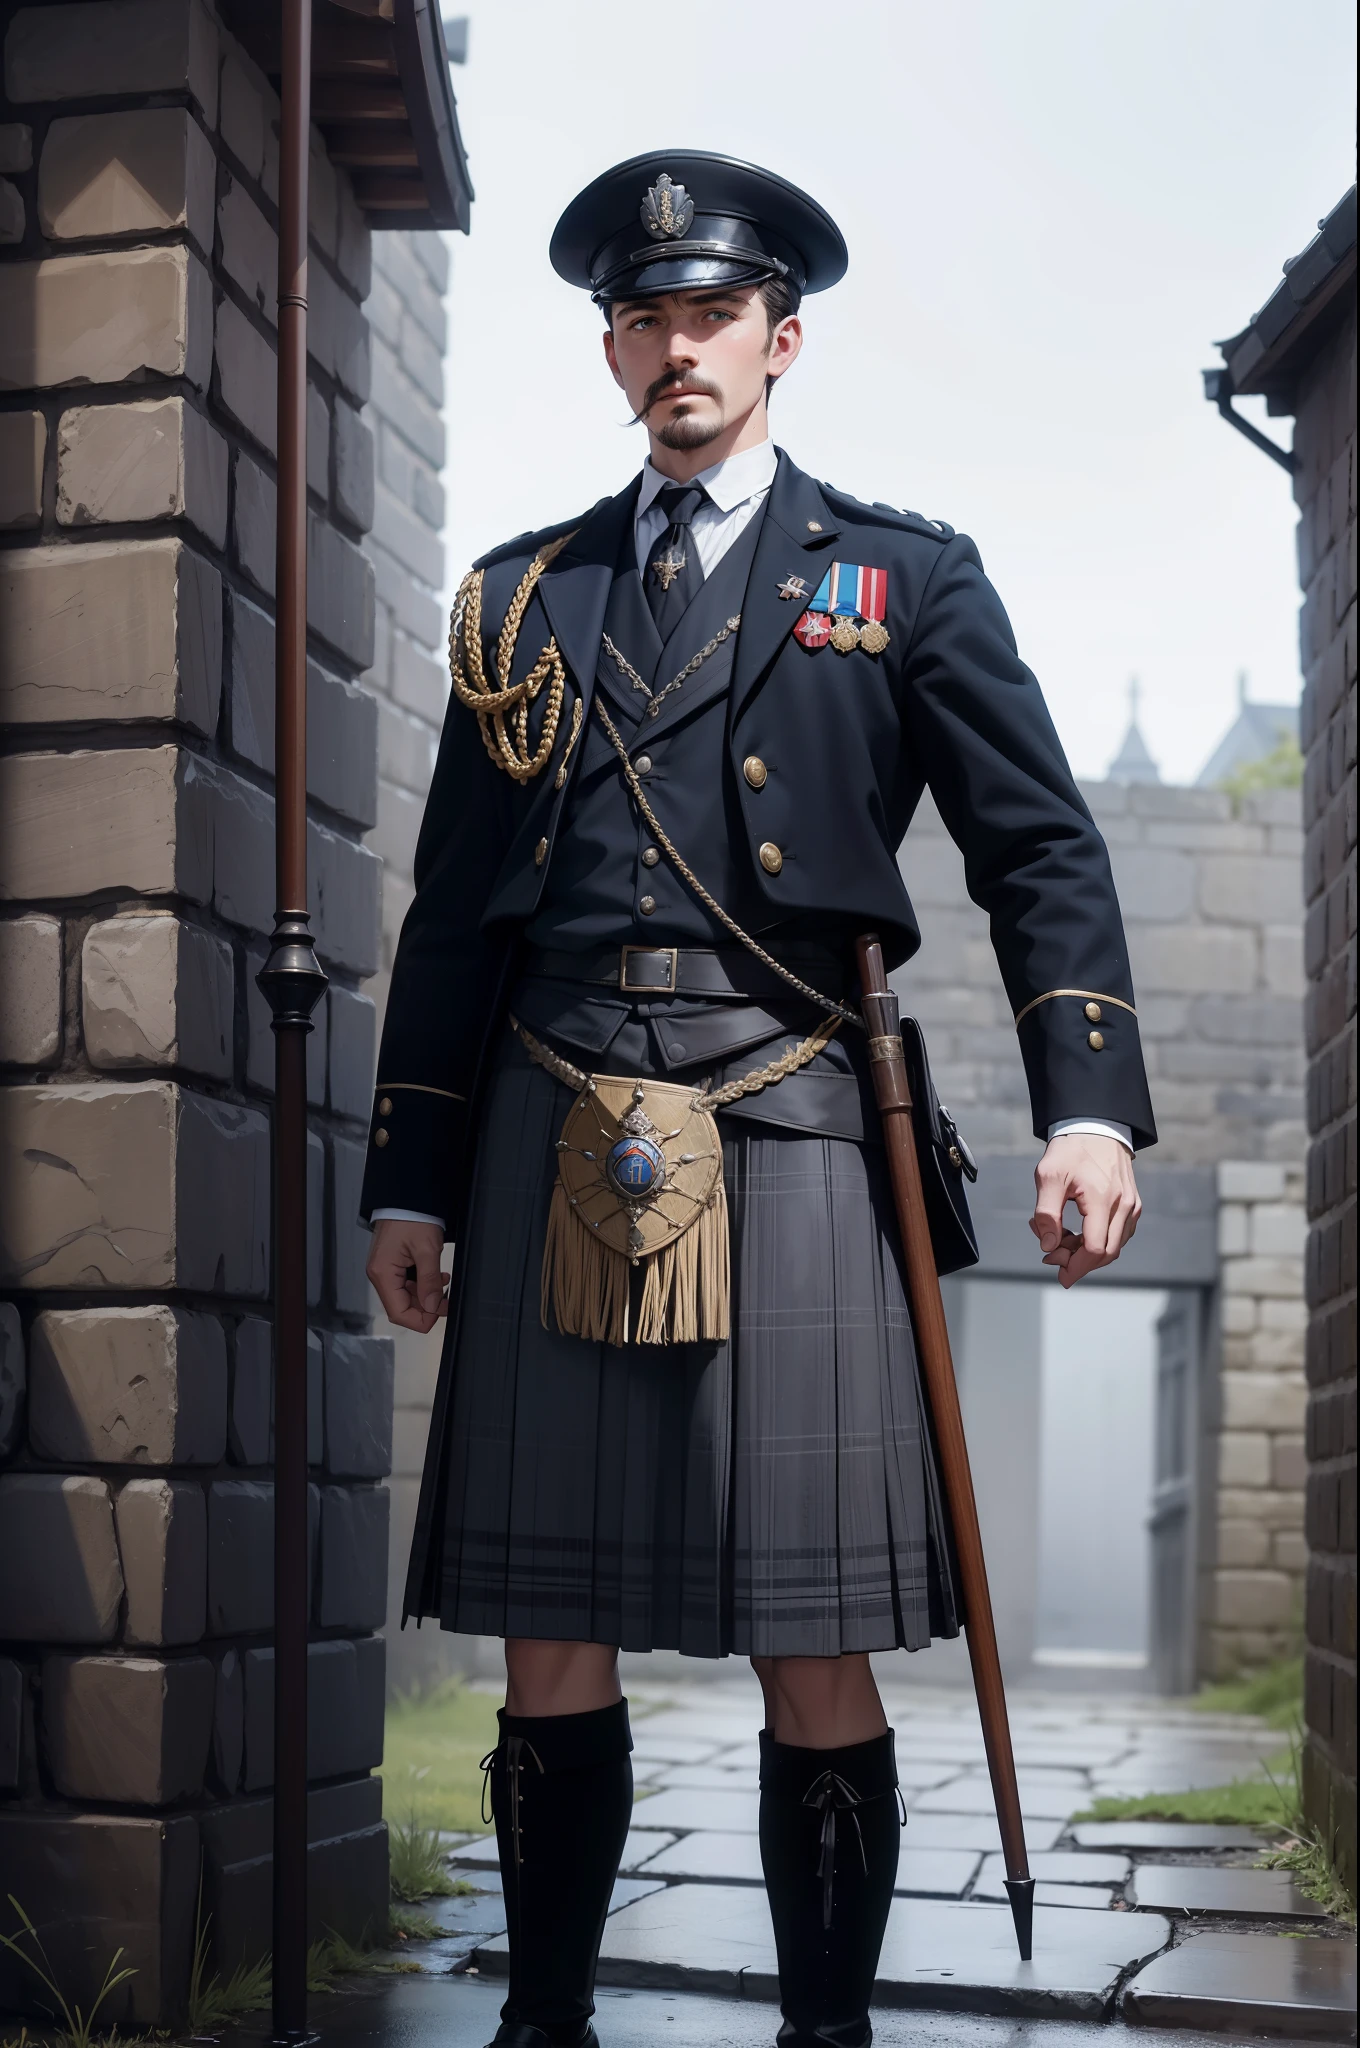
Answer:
438, 1, 1355, 785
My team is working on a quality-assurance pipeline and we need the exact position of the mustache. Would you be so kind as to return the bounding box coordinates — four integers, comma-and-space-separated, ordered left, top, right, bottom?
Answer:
630, 372, 721, 425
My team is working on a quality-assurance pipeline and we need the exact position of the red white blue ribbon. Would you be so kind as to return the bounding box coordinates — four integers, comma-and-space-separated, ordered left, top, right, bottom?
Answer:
808, 564, 888, 622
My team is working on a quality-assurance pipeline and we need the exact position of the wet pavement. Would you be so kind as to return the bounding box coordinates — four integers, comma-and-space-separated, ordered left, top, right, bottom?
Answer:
233, 1675, 1355, 2044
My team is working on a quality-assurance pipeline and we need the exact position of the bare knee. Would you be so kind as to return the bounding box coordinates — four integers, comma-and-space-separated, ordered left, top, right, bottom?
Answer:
759, 1653, 887, 1749
503, 1639, 621, 1718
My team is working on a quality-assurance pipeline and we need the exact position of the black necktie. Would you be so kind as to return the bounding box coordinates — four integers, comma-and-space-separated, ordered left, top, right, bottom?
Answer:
645, 482, 707, 636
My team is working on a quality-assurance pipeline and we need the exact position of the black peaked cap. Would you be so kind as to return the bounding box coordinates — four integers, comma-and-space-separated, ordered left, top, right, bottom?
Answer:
551, 150, 848, 305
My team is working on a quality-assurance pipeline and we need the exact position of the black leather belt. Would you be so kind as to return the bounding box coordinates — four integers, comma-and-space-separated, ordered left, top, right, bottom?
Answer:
524, 942, 846, 1001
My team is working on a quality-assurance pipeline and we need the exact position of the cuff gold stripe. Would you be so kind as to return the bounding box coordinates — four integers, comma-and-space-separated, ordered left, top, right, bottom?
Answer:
375, 1082, 467, 1102
1013, 988, 1138, 1030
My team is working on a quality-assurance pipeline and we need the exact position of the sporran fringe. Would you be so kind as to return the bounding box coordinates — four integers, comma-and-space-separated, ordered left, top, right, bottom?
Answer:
542, 1177, 631, 1344
543, 1176, 731, 1347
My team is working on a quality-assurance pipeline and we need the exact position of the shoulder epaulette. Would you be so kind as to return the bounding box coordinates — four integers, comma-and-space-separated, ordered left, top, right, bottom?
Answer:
818, 482, 955, 542
473, 500, 608, 573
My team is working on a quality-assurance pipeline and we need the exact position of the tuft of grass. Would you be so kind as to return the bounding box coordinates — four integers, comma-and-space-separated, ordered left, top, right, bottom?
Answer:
380, 1680, 500, 1834
1193, 1655, 1304, 1731
1075, 1743, 1299, 1831
388, 1804, 464, 1902
0, 1897, 136, 2048
1263, 1825, 1357, 1927
388, 1906, 443, 1943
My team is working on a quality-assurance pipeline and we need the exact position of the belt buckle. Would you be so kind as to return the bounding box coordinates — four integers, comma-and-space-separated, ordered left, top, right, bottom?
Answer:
619, 944, 679, 994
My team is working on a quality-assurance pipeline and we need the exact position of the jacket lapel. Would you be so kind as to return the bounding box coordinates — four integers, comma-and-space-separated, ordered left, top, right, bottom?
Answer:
729, 449, 841, 725
534, 478, 640, 704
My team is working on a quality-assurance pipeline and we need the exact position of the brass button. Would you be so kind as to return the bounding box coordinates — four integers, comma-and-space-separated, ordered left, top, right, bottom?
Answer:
758, 841, 783, 875
378, 1097, 393, 1117
1088, 1030, 1105, 1051
743, 755, 768, 790
807, 520, 823, 532
633, 753, 653, 776
534, 836, 548, 867
1084, 1001, 1102, 1023
639, 894, 656, 915
373, 1127, 390, 1148
641, 846, 660, 867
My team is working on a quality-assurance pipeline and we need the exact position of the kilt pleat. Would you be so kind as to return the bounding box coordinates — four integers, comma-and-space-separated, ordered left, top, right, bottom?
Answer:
432, 1038, 959, 1658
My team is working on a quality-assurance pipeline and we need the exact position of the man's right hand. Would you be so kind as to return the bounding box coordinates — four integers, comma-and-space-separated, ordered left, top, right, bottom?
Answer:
366, 1218, 449, 1334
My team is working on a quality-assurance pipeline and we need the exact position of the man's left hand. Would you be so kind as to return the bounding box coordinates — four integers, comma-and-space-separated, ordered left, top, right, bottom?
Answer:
1030, 1134, 1141, 1288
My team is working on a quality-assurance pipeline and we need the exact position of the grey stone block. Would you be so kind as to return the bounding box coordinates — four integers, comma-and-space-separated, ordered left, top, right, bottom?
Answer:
308, 511, 375, 668
41, 1653, 214, 1805
372, 777, 425, 877
309, 821, 381, 976
371, 479, 445, 589
0, 747, 213, 908
219, 40, 274, 180
229, 1316, 271, 1464
178, 1091, 271, 1296
0, 245, 212, 393
370, 334, 445, 465
1, 539, 221, 733
212, 1645, 243, 1795
317, 1484, 389, 1629
57, 397, 227, 547
1190, 993, 1305, 1046
5, 0, 219, 118
397, 312, 444, 407
376, 695, 438, 798
116, 1478, 207, 1646
390, 628, 448, 723
307, 124, 338, 257
371, 536, 445, 646
0, 172, 25, 239
83, 914, 233, 1079
207, 1479, 273, 1635
242, 1634, 382, 1789
199, 1780, 386, 1972
323, 1333, 393, 1478
0, 1659, 21, 1791
0, 1473, 123, 1641
209, 759, 275, 933
0, 409, 44, 526
0, 124, 33, 172
308, 255, 370, 402
39, 107, 214, 248
334, 396, 374, 533
228, 590, 379, 827
218, 172, 277, 324
233, 448, 275, 595
1108, 847, 1196, 921
308, 382, 329, 501
330, 1132, 374, 1315
1199, 855, 1303, 925
328, 985, 376, 1119
0, 1810, 198, 2027
0, 1303, 22, 1459
30, 1305, 227, 1466
336, 176, 371, 298
215, 293, 275, 454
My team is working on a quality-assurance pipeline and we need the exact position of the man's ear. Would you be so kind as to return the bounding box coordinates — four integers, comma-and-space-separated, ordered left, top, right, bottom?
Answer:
602, 326, 625, 390
765, 315, 803, 385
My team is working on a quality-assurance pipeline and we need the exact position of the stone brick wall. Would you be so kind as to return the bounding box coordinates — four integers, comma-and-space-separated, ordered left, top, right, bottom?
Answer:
0, 1, 390, 2024
358, 228, 451, 1699
1202, 1161, 1308, 1678
1294, 302, 1357, 1893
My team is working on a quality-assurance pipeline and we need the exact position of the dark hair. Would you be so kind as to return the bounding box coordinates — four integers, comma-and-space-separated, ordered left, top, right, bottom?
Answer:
757, 271, 802, 336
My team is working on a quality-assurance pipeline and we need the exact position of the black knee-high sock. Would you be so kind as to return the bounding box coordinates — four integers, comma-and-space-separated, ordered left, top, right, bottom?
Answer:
485, 1698, 633, 2048
759, 1728, 902, 2048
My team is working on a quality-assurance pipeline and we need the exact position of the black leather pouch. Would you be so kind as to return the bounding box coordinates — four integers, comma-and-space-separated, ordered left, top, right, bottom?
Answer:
900, 1016, 979, 1275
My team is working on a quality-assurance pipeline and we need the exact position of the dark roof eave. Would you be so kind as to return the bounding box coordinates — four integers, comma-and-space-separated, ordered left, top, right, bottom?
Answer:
1218, 187, 1357, 401
388, 0, 473, 233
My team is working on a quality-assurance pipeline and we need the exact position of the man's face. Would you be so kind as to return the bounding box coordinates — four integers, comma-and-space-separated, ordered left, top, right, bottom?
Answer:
603, 285, 801, 450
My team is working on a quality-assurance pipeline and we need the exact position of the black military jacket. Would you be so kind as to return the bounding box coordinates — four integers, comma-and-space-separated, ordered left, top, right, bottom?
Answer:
362, 450, 1156, 1225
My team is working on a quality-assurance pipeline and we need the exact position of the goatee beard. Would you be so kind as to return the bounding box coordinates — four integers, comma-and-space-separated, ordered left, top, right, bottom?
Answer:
657, 410, 726, 451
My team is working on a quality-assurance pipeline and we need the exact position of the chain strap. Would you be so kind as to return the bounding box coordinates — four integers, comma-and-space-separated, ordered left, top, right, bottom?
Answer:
449, 531, 577, 782
510, 1013, 843, 1110
591, 697, 865, 1031
603, 617, 742, 721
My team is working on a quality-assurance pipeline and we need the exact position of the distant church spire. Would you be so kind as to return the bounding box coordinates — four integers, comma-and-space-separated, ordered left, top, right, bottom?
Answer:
1107, 676, 1161, 785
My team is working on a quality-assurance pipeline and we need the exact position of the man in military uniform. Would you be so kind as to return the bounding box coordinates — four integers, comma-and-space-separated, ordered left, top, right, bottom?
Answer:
364, 152, 1154, 2048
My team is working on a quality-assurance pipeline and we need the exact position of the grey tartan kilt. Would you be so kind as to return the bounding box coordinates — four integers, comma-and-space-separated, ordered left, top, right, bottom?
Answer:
430, 1033, 960, 1659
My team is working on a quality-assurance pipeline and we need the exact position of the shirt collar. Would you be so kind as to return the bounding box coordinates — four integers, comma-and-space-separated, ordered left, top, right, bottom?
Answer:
636, 437, 778, 520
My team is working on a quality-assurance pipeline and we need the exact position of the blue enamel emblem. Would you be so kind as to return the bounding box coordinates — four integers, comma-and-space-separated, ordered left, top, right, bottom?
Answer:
605, 1135, 666, 1199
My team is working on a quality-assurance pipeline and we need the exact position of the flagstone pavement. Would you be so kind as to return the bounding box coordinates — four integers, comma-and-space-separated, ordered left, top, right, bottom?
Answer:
231, 1674, 1356, 2046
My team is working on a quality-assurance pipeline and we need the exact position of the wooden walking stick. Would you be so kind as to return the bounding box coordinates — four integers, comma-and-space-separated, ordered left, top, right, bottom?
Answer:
856, 934, 1036, 1960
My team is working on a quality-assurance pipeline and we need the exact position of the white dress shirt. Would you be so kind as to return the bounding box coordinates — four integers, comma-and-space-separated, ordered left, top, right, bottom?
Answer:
373, 440, 1127, 1230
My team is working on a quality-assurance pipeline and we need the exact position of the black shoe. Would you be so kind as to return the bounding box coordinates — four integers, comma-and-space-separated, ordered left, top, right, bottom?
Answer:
483, 1697, 633, 2045
486, 2025, 600, 2048
759, 1728, 903, 2048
